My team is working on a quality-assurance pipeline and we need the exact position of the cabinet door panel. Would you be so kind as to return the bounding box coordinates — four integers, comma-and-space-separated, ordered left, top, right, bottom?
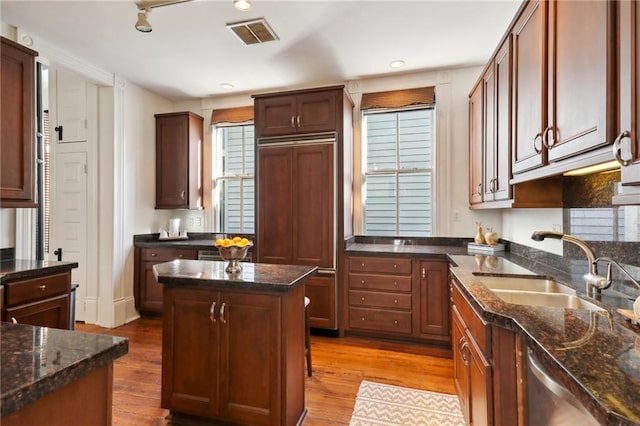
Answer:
156, 115, 190, 208
257, 146, 293, 264
483, 63, 496, 202
218, 292, 280, 424
468, 336, 493, 425
547, 0, 612, 162
494, 38, 512, 201
469, 82, 484, 204
292, 143, 334, 268
296, 91, 337, 134
5, 294, 70, 329
162, 288, 218, 417
0, 37, 36, 206
255, 95, 297, 138
512, 0, 546, 174
140, 262, 163, 312
305, 273, 336, 329
452, 307, 470, 424
417, 260, 449, 339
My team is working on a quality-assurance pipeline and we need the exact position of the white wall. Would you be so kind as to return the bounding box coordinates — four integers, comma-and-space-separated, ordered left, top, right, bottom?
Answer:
0, 209, 16, 248
502, 209, 563, 255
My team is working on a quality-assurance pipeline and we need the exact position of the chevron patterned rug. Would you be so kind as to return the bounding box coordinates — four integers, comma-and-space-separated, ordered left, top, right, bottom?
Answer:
349, 380, 465, 426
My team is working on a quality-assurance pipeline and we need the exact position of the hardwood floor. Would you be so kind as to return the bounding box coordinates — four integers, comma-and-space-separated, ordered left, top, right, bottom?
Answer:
76, 318, 455, 425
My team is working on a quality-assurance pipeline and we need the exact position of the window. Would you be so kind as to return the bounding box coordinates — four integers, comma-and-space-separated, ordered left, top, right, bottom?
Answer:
213, 124, 255, 233
362, 107, 434, 236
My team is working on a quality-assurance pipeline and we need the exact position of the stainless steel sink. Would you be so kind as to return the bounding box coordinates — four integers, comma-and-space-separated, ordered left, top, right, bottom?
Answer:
477, 276, 575, 295
490, 289, 605, 311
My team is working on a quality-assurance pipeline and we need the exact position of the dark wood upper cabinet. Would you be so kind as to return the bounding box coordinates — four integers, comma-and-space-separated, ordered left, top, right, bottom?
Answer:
0, 36, 37, 208
155, 111, 203, 209
545, 0, 614, 162
511, 0, 547, 175
254, 87, 339, 139
613, 0, 640, 202
469, 81, 484, 205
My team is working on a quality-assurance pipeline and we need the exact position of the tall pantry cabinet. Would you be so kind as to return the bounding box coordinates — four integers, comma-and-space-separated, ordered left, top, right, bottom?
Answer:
253, 86, 353, 330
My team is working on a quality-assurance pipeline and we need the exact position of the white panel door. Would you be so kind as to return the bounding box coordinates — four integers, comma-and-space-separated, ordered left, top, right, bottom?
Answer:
55, 70, 87, 143
51, 152, 87, 321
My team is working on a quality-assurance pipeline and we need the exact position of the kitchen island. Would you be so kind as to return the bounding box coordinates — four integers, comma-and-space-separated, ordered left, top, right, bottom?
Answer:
0, 322, 128, 425
154, 259, 317, 426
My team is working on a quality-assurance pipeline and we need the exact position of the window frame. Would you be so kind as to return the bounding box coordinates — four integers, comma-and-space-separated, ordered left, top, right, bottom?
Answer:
361, 105, 435, 237
211, 121, 255, 233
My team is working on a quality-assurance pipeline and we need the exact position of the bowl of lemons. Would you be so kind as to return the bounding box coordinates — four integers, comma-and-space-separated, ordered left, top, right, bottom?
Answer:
214, 237, 253, 273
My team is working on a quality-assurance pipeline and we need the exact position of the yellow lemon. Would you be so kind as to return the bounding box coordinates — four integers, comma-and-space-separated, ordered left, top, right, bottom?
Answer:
215, 238, 224, 247
232, 236, 242, 243
241, 238, 250, 245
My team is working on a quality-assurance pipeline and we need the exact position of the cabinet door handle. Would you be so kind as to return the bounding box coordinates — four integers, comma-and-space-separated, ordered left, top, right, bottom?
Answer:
219, 302, 227, 324
180, 190, 186, 200
533, 132, 543, 154
477, 182, 482, 195
296, 115, 301, 127
542, 125, 555, 148
361, 279, 365, 285
613, 130, 632, 166
460, 341, 470, 366
39, 285, 47, 291
422, 267, 426, 279
11, 317, 18, 324
291, 116, 296, 127
209, 302, 217, 322
151, 253, 157, 257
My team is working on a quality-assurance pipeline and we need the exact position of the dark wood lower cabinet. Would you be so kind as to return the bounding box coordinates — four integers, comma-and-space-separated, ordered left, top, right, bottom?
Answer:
3, 271, 72, 329
162, 284, 305, 425
305, 273, 336, 329
345, 255, 451, 345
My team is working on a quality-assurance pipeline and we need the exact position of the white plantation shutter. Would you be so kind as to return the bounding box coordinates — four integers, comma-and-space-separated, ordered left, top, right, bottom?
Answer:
363, 108, 434, 236
215, 124, 255, 233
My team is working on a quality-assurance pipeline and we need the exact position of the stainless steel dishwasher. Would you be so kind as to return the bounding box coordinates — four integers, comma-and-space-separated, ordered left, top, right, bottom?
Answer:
526, 348, 599, 425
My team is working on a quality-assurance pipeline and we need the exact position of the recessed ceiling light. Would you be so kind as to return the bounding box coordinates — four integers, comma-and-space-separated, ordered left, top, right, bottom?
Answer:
220, 83, 234, 90
234, 0, 251, 11
390, 60, 405, 68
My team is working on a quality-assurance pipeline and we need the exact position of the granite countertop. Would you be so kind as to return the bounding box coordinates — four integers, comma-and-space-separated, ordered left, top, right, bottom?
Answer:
345, 242, 469, 257
448, 254, 640, 425
0, 260, 79, 283
153, 259, 318, 292
0, 322, 128, 416
133, 233, 253, 251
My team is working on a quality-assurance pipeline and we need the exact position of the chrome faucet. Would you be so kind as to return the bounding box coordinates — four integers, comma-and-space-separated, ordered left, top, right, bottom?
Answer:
531, 231, 609, 296
593, 256, 640, 292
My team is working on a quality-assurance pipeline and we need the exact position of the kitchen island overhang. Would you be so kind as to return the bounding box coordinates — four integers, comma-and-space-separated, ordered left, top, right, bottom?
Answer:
154, 259, 317, 426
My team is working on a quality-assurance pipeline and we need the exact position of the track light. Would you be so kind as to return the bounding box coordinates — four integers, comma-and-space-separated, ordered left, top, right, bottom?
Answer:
135, 8, 152, 32
234, 0, 252, 11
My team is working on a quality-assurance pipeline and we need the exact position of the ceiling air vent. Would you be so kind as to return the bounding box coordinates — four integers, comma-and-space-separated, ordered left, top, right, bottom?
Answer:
227, 18, 279, 45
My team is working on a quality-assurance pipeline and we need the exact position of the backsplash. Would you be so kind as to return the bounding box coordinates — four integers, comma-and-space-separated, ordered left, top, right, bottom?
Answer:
514, 170, 640, 299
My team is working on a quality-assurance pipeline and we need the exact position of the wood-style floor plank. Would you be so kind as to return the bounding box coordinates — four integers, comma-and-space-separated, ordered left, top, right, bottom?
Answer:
76, 317, 455, 425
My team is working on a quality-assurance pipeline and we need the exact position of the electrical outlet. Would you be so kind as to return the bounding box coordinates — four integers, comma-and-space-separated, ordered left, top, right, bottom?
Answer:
195, 217, 202, 227
552, 223, 561, 232
453, 210, 461, 222
188, 217, 194, 227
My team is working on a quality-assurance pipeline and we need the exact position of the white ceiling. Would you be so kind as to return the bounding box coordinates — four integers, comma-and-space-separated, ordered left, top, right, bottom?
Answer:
1, 0, 523, 101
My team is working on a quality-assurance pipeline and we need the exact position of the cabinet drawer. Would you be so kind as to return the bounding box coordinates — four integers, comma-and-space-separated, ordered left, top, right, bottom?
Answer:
348, 273, 412, 291
349, 290, 412, 310
348, 256, 412, 274
5, 272, 70, 307
349, 307, 412, 334
140, 247, 197, 262
452, 281, 490, 355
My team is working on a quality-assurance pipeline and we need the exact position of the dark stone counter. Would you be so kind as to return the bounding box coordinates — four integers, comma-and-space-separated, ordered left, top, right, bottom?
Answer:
133, 232, 253, 251
0, 322, 128, 416
153, 260, 318, 292
345, 242, 469, 258
448, 254, 640, 426
0, 260, 78, 283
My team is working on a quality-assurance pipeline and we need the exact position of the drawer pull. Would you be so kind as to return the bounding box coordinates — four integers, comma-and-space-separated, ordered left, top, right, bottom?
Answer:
394, 320, 398, 325
361, 296, 365, 302
178, 254, 183, 258
361, 279, 365, 285
394, 299, 398, 304
151, 253, 158, 257
361, 263, 365, 267
39, 285, 47, 291
393, 264, 397, 269
361, 317, 365, 321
